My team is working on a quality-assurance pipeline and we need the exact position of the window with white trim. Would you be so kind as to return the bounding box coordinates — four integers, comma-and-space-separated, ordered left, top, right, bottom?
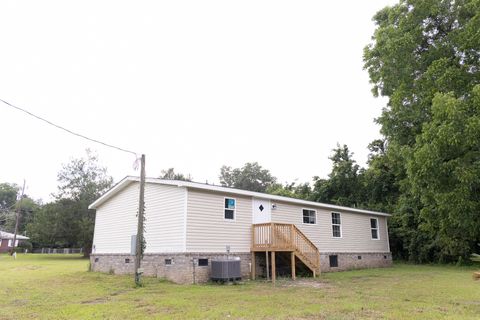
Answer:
332, 212, 341, 238
224, 198, 236, 220
302, 209, 316, 224
371, 218, 379, 239
8, 239, 12, 247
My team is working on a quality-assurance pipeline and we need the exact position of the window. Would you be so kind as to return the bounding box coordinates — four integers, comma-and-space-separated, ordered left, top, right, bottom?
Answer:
224, 198, 236, 220
329, 255, 338, 268
125, 258, 130, 263
358, 256, 362, 260
165, 258, 172, 266
370, 218, 379, 239
94, 258, 99, 263
331, 212, 342, 238
7, 240, 12, 247
302, 209, 316, 224
198, 258, 209, 267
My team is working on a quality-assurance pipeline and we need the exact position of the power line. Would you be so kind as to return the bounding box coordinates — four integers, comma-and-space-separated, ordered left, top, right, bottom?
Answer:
0, 98, 138, 156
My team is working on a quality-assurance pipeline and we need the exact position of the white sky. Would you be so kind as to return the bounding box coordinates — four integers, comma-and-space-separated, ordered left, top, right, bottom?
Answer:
0, 0, 396, 202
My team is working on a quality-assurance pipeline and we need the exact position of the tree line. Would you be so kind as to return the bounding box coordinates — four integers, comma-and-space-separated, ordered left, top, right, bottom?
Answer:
0, 150, 112, 255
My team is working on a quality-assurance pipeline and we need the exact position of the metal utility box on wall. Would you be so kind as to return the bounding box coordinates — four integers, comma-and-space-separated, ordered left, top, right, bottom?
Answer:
211, 259, 241, 282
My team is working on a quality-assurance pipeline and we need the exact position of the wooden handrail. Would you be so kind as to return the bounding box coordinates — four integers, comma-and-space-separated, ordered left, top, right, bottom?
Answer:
252, 223, 320, 273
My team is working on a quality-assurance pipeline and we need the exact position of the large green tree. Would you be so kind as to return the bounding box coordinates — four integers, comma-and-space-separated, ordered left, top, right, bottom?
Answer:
27, 150, 113, 255
219, 162, 277, 192
364, 0, 480, 146
28, 199, 80, 248
0, 183, 18, 230
0, 183, 40, 235
363, 0, 480, 262
312, 144, 362, 207
408, 88, 480, 261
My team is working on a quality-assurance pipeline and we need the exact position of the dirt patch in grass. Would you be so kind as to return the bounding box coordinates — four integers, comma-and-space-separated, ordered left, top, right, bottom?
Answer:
13, 265, 42, 271
81, 297, 109, 305
12, 299, 29, 306
277, 279, 333, 289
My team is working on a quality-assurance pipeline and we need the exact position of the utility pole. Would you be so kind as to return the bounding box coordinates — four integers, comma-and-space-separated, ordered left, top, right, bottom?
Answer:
135, 154, 146, 285
11, 180, 26, 255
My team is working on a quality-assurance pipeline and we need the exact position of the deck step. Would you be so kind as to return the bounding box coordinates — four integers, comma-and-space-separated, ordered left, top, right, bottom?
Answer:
252, 222, 321, 276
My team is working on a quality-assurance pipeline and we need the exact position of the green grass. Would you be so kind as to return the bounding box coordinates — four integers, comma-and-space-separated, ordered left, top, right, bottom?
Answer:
0, 254, 479, 319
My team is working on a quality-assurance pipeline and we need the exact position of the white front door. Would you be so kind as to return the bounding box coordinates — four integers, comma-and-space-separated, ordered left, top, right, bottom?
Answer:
252, 198, 271, 224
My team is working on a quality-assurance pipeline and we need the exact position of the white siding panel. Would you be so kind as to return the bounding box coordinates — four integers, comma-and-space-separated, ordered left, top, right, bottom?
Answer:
92, 182, 185, 254
144, 184, 185, 253
186, 189, 252, 253
92, 183, 139, 254
271, 201, 389, 253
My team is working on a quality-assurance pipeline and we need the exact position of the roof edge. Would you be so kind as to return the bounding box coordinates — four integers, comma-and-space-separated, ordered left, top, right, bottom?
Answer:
89, 176, 391, 217
88, 176, 137, 209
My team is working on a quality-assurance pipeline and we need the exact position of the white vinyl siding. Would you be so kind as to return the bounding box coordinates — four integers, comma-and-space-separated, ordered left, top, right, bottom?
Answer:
92, 183, 141, 254
186, 189, 251, 253
144, 184, 185, 253
92, 182, 185, 254
271, 201, 389, 253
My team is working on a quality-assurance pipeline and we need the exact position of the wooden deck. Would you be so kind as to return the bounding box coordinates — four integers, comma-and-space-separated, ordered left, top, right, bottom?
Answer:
251, 222, 321, 283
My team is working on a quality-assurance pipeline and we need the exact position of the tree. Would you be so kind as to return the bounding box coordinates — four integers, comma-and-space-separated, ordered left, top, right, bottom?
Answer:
364, 0, 480, 147
407, 88, 480, 261
27, 150, 113, 255
312, 144, 362, 207
219, 162, 277, 192
0, 183, 18, 229
27, 199, 80, 248
56, 150, 113, 255
0, 183, 40, 235
267, 182, 313, 200
363, 0, 480, 262
2, 196, 40, 234
159, 168, 192, 181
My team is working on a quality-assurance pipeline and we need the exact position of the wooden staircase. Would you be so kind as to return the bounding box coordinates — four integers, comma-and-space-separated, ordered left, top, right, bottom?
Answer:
251, 223, 321, 280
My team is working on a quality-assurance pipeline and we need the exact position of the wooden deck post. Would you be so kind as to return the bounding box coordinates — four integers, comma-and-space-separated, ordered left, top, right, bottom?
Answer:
291, 251, 296, 280
251, 252, 256, 280
266, 250, 270, 281
271, 251, 276, 285
318, 251, 321, 275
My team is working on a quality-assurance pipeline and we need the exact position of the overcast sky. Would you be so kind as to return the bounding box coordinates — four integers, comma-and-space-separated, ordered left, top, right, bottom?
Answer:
0, 0, 397, 201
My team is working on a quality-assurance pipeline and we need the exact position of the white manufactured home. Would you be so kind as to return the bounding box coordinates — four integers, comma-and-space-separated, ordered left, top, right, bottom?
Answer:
89, 176, 392, 283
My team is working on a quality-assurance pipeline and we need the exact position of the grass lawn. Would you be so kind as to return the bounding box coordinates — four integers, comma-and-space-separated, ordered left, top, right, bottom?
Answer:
0, 254, 479, 319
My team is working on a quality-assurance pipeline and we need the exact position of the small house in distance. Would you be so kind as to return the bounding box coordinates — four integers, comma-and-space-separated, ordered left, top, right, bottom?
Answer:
0, 231, 29, 253
89, 176, 392, 283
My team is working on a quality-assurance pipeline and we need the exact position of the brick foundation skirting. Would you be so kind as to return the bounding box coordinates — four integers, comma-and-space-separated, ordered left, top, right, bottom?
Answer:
319, 252, 392, 272
90, 252, 252, 284
90, 251, 392, 284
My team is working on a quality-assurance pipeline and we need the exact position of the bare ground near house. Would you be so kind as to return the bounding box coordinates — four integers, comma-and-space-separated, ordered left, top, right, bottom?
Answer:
0, 254, 479, 319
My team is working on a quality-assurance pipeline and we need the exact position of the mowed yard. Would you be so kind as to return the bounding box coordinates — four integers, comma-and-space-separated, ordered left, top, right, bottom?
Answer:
0, 254, 479, 319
